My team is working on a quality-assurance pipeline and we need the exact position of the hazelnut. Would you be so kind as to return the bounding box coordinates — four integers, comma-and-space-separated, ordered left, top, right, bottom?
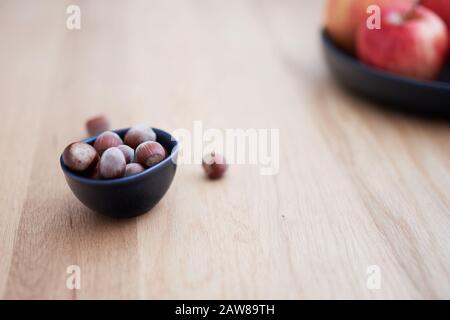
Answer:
135, 141, 166, 167
86, 115, 110, 136
124, 126, 156, 149
93, 131, 123, 155
62, 142, 99, 172
99, 147, 126, 179
117, 144, 134, 164
202, 152, 227, 179
124, 163, 145, 177
89, 162, 102, 179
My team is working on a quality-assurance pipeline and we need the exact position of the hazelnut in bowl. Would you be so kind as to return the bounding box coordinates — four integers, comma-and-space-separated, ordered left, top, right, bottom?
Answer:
60, 127, 178, 218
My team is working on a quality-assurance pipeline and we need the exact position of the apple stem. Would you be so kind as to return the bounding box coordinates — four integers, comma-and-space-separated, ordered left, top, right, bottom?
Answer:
404, 0, 421, 20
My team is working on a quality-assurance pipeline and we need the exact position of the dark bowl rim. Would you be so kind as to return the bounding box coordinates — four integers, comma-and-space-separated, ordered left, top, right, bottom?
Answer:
321, 29, 450, 91
60, 127, 179, 186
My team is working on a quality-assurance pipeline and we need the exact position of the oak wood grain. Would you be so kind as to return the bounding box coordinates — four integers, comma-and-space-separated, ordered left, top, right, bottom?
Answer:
0, 0, 449, 299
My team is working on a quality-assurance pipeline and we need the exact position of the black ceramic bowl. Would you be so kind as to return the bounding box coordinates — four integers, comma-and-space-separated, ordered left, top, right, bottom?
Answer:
322, 30, 450, 117
60, 128, 178, 218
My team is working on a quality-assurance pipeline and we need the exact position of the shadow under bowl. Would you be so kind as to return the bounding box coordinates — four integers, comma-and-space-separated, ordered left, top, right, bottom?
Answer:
60, 128, 178, 218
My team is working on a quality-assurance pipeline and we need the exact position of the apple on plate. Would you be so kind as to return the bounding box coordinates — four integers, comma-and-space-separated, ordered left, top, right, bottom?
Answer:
325, 0, 412, 52
356, 5, 449, 80
422, 0, 450, 29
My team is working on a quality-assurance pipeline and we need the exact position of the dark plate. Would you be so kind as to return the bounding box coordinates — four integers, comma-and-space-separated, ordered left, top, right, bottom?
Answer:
60, 128, 178, 218
322, 30, 450, 117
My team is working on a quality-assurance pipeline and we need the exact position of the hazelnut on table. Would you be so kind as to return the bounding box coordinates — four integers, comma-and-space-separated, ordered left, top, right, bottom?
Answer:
86, 115, 110, 136
202, 152, 227, 179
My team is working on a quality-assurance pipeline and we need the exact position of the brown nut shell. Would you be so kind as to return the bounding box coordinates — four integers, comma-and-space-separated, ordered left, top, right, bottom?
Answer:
99, 147, 126, 179
135, 141, 166, 168
124, 126, 156, 149
86, 115, 110, 136
62, 142, 99, 172
124, 163, 145, 177
117, 144, 134, 164
94, 131, 123, 155
90, 163, 102, 179
202, 152, 227, 179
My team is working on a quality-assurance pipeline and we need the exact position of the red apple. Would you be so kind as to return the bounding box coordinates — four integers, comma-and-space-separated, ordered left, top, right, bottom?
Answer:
325, 0, 412, 52
422, 0, 450, 29
357, 5, 449, 80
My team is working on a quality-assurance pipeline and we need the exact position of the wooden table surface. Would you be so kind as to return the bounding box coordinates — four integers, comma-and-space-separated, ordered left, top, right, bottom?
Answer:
0, 0, 449, 300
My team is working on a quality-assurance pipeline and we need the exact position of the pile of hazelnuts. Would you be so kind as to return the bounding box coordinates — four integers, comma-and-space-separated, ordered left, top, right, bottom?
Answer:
62, 115, 227, 180
63, 123, 166, 179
